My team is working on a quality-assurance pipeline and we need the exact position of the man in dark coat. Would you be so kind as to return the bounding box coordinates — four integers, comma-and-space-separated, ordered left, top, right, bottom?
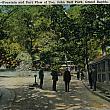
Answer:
81, 70, 84, 80
63, 68, 71, 92
39, 68, 44, 89
77, 71, 80, 80
88, 69, 93, 89
51, 70, 58, 91
92, 67, 97, 91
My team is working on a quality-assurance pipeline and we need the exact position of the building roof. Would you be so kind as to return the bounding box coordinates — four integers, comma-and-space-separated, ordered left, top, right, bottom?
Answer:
89, 54, 110, 64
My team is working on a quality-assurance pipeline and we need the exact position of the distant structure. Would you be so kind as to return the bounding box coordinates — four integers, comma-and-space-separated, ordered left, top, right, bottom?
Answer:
59, 61, 77, 74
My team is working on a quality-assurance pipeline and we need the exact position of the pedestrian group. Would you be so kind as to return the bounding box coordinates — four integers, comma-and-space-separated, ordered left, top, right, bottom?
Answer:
38, 66, 97, 92
76, 67, 97, 91
38, 67, 71, 92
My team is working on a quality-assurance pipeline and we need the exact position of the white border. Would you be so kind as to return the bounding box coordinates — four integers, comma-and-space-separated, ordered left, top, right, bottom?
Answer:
0, 0, 110, 5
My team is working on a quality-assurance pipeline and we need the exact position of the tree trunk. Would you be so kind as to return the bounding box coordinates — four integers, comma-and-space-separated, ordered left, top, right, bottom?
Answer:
85, 37, 89, 80
85, 46, 89, 78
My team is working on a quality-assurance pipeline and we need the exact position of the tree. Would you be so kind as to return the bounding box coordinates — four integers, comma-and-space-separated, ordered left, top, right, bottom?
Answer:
0, 6, 19, 40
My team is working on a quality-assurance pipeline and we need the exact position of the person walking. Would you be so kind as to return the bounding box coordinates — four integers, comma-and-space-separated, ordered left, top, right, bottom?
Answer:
77, 70, 80, 80
63, 68, 71, 92
81, 70, 84, 80
88, 68, 93, 89
92, 67, 97, 91
51, 69, 58, 91
39, 68, 44, 89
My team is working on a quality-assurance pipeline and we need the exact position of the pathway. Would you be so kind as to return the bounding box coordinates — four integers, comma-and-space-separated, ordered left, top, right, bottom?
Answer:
0, 74, 110, 110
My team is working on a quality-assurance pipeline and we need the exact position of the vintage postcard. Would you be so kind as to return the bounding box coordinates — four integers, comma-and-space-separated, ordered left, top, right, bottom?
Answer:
0, 2, 110, 110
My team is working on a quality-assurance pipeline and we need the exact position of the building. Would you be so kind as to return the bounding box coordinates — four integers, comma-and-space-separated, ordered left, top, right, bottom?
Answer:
89, 55, 110, 93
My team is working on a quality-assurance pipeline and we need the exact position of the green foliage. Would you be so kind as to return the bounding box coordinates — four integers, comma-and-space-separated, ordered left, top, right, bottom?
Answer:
0, 5, 110, 70
0, 39, 22, 58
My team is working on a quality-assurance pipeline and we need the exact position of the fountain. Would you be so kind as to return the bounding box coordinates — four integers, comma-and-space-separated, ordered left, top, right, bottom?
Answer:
15, 51, 37, 77
15, 51, 40, 88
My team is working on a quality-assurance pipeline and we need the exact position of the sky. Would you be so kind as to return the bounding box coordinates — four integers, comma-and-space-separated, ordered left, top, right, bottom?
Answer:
63, 5, 70, 10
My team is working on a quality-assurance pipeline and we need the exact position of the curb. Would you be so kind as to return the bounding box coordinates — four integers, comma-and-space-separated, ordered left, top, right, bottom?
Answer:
82, 81, 110, 102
